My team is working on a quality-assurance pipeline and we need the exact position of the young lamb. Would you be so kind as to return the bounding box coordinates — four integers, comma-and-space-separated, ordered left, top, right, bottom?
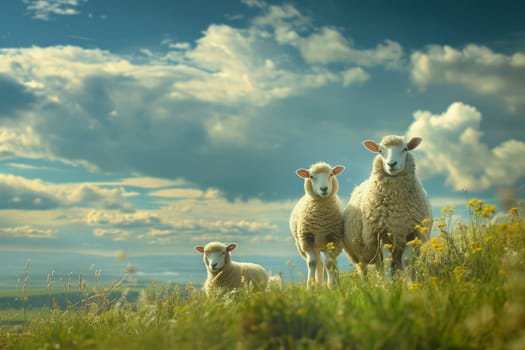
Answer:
343, 135, 432, 277
194, 241, 268, 295
290, 162, 346, 289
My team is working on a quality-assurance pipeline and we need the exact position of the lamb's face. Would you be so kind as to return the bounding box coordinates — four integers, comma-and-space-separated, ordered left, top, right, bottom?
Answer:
195, 242, 237, 274
363, 137, 422, 176
296, 164, 345, 198
204, 248, 228, 273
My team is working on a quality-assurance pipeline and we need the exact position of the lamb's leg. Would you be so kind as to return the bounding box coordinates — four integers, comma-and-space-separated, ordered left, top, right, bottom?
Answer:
315, 249, 324, 284
324, 250, 338, 289
305, 250, 317, 289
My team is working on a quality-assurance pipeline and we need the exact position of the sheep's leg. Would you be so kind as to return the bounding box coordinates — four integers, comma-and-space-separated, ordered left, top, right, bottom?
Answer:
305, 250, 317, 289
324, 250, 337, 289
390, 248, 403, 277
315, 249, 324, 284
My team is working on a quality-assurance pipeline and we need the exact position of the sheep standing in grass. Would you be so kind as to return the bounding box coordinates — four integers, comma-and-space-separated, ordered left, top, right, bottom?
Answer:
343, 135, 432, 277
194, 241, 268, 295
290, 162, 346, 289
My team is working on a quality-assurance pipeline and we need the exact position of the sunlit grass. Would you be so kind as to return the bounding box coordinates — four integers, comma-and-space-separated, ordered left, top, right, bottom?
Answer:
1, 200, 524, 349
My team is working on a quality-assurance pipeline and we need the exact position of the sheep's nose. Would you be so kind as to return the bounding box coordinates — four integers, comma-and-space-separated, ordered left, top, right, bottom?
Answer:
388, 161, 397, 168
211, 263, 217, 269
320, 186, 328, 192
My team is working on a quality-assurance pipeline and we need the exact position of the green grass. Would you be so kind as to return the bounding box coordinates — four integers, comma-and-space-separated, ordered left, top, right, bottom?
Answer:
1, 200, 524, 350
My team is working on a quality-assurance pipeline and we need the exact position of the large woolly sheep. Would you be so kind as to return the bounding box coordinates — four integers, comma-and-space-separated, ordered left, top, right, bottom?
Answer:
290, 162, 346, 289
194, 241, 268, 295
343, 135, 432, 276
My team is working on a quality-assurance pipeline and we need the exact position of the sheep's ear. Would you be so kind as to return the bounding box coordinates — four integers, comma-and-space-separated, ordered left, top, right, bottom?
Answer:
194, 246, 205, 254
363, 140, 380, 153
332, 165, 345, 175
296, 169, 310, 179
407, 137, 422, 150
226, 243, 238, 252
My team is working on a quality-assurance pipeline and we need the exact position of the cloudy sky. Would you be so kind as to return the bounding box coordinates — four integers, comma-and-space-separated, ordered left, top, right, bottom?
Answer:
0, 0, 524, 258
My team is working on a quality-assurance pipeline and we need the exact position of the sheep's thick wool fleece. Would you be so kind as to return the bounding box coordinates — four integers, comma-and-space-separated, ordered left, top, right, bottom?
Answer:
290, 185, 344, 256
203, 244, 268, 293
344, 153, 431, 261
205, 261, 267, 292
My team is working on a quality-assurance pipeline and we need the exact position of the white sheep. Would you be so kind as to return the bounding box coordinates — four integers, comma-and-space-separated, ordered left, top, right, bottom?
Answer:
194, 241, 268, 295
290, 162, 346, 289
343, 135, 432, 277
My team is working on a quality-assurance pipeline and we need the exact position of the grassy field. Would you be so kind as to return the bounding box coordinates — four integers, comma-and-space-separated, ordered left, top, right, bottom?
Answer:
1, 200, 524, 350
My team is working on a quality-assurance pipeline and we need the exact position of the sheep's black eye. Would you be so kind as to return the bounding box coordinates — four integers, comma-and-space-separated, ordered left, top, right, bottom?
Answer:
403, 147, 408, 152
310, 175, 314, 179
329, 173, 333, 177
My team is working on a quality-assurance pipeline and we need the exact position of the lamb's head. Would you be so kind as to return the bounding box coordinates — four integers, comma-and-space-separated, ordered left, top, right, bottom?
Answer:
363, 135, 422, 176
296, 162, 345, 199
194, 242, 237, 274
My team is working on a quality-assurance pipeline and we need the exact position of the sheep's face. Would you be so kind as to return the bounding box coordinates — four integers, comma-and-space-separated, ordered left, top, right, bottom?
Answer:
363, 137, 422, 176
296, 164, 345, 198
195, 243, 237, 273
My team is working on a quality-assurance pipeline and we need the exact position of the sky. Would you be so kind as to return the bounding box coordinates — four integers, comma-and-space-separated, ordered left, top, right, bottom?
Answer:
0, 0, 524, 259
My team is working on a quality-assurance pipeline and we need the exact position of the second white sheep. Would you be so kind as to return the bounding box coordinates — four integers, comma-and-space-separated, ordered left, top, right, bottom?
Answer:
290, 162, 346, 289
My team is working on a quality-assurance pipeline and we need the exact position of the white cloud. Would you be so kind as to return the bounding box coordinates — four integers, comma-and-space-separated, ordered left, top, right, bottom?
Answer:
23, 0, 87, 21
411, 44, 525, 113
298, 28, 403, 68
93, 228, 130, 241
0, 174, 135, 210
0, 225, 54, 238
407, 102, 525, 192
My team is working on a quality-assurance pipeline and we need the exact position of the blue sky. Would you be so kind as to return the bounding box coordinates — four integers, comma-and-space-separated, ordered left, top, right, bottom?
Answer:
0, 0, 524, 258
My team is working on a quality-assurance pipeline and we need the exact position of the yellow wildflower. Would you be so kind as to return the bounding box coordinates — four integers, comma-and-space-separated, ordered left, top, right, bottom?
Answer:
481, 204, 496, 218
326, 242, 336, 250
421, 217, 432, 225
408, 282, 422, 291
430, 237, 444, 251
383, 243, 393, 249
441, 206, 447, 213
507, 224, 518, 234
509, 207, 518, 215
472, 247, 482, 254
406, 237, 423, 246
418, 226, 429, 235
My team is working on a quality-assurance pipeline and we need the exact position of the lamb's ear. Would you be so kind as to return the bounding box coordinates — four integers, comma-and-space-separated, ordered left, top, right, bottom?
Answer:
363, 140, 380, 153
296, 169, 310, 179
226, 243, 238, 252
194, 246, 205, 254
407, 137, 422, 150
332, 165, 345, 175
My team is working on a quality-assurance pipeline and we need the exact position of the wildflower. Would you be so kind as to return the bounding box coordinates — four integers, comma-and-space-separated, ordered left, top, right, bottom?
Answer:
509, 207, 518, 215
418, 226, 429, 235
484, 235, 493, 243
441, 206, 447, 214
453, 266, 467, 283
429, 237, 444, 251
421, 217, 432, 225
507, 224, 518, 234
481, 204, 496, 218
383, 243, 393, 249
326, 242, 336, 250
472, 247, 482, 254
407, 237, 423, 246
408, 282, 422, 291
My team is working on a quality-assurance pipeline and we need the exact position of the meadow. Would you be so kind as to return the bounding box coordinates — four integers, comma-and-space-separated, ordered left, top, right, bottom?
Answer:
1, 199, 524, 350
